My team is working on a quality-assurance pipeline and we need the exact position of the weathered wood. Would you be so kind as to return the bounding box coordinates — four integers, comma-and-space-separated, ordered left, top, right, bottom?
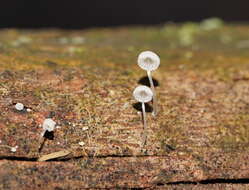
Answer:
0, 21, 249, 188
0, 152, 249, 189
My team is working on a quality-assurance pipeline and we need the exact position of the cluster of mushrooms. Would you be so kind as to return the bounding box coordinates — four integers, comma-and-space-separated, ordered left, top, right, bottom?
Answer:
133, 51, 160, 146
13, 102, 57, 152
11, 51, 160, 152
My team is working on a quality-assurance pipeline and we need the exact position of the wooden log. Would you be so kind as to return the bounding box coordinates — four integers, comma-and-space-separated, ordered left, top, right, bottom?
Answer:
0, 21, 249, 188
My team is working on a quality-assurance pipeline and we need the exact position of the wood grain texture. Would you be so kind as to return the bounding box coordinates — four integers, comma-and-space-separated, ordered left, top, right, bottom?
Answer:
0, 22, 249, 189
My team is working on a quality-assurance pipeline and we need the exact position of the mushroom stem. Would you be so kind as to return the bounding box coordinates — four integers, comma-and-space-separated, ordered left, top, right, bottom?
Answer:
39, 130, 47, 152
142, 102, 147, 129
147, 70, 157, 116
38, 136, 47, 153
40, 129, 46, 137
142, 102, 147, 146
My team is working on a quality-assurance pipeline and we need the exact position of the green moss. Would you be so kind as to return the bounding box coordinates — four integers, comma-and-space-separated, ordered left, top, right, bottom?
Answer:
178, 22, 200, 46
10, 36, 32, 47
200, 18, 224, 31
216, 114, 249, 151
214, 67, 234, 82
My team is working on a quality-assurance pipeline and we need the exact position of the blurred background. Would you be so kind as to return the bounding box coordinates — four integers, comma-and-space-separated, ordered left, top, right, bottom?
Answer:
0, 0, 249, 29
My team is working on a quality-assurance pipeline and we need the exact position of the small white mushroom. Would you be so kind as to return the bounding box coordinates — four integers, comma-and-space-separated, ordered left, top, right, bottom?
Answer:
78, 141, 85, 146
41, 118, 56, 137
138, 51, 160, 116
133, 85, 153, 103
133, 85, 153, 145
82, 126, 89, 131
15, 103, 24, 111
10, 145, 18, 152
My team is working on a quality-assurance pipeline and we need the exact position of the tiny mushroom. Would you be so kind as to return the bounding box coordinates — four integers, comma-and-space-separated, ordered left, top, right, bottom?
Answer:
78, 141, 85, 146
133, 85, 153, 145
41, 118, 56, 137
15, 102, 24, 111
10, 145, 18, 152
138, 51, 160, 116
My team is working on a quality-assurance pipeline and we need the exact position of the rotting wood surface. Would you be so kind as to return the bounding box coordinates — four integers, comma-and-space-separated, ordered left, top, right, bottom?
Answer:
0, 21, 249, 189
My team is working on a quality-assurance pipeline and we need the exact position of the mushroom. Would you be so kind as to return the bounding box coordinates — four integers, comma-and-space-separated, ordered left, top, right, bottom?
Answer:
39, 118, 56, 152
41, 118, 56, 137
15, 102, 24, 111
133, 85, 153, 146
137, 51, 160, 116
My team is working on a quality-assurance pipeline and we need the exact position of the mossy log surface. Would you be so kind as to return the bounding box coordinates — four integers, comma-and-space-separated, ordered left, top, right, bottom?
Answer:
0, 22, 249, 189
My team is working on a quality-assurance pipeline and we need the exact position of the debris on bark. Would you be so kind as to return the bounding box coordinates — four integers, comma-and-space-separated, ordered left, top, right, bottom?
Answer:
37, 150, 71, 161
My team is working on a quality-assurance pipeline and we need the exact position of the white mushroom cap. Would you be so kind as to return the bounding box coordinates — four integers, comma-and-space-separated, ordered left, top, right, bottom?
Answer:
10, 146, 18, 152
133, 85, 153, 103
78, 141, 85, 146
42, 118, 56, 132
15, 103, 24, 111
137, 51, 160, 71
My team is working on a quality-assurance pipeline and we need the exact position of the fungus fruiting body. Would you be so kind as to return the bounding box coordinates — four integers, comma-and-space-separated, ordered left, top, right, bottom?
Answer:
10, 146, 18, 152
133, 85, 153, 145
138, 51, 160, 116
15, 103, 24, 111
41, 118, 56, 137
78, 141, 85, 146
39, 118, 56, 152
